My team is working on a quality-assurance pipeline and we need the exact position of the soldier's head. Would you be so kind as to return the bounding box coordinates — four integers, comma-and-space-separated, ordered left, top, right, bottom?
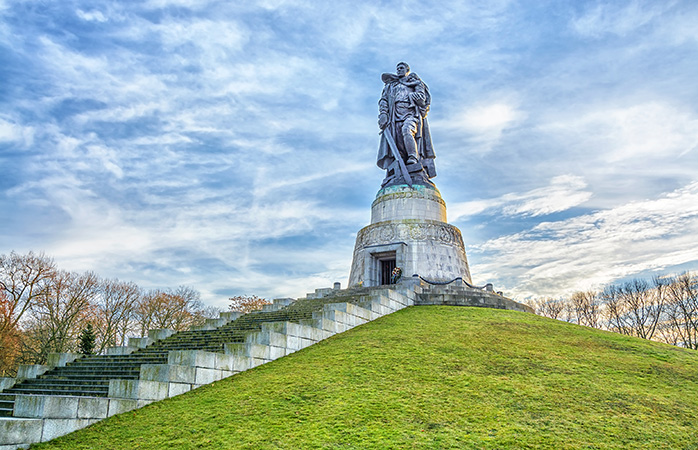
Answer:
396, 62, 410, 77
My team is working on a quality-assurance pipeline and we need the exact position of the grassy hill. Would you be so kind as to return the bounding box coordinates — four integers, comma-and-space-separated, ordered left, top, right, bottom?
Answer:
33, 306, 698, 449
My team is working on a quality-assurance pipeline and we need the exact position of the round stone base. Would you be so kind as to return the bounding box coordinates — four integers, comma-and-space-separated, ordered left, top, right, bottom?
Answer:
348, 184, 471, 287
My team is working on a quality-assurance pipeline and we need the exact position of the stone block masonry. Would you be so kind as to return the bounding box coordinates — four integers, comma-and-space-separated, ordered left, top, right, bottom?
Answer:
348, 184, 472, 287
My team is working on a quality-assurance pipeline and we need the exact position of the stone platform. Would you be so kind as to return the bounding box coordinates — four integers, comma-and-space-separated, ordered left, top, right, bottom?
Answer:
348, 184, 471, 287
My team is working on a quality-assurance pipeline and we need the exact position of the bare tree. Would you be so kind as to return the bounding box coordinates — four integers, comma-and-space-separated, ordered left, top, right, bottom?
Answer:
0, 290, 22, 376
229, 295, 271, 314
570, 290, 602, 329
23, 270, 101, 363
0, 251, 56, 335
527, 297, 566, 320
136, 286, 213, 335
662, 273, 698, 349
93, 279, 141, 353
602, 278, 665, 340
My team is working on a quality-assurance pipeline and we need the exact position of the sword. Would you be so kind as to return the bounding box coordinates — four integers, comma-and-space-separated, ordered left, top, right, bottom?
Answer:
380, 128, 412, 187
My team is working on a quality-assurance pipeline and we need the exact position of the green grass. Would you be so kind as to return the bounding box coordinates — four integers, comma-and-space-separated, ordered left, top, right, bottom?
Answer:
33, 306, 698, 449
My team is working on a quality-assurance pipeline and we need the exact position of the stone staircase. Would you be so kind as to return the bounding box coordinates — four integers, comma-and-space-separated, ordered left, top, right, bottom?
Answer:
0, 285, 419, 449
0, 281, 531, 449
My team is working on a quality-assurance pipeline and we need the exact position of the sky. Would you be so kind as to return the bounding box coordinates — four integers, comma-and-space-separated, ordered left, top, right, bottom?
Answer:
1, 0, 697, 309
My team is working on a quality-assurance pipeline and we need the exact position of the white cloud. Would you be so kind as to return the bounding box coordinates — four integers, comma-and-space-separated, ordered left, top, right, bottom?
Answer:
442, 102, 526, 154
155, 18, 248, 54
544, 102, 698, 163
143, 0, 215, 10
85, 145, 124, 178
451, 175, 592, 220
0, 118, 34, 146
571, 1, 674, 38
471, 181, 698, 299
76, 9, 108, 22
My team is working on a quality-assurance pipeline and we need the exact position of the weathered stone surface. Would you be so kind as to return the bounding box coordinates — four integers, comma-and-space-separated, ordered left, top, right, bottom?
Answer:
229, 356, 253, 372
414, 285, 533, 313
349, 184, 472, 288
273, 298, 295, 308
370, 184, 446, 223
204, 318, 227, 328
0, 418, 42, 445
194, 368, 221, 385
41, 418, 96, 442
1, 444, 31, 450
249, 358, 266, 368
15, 365, 49, 380
0, 377, 15, 391
136, 381, 169, 401
167, 383, 191, 397
127, 337, 152, 348
245, 344, 270, 360
14, 395, 78, 419
108, 380, 169, 400
268, 345, 286, 360
167, 350, 217, 369
147, 329, 175, 341
214, 353, 235, 371
219, 311, 241, 321
108, 379, 136, 399
140, 364, 196, 384
77, 398, 108, 419
105, 346, 136, 355
107, 399, 138, 417
46, 353, 80, 368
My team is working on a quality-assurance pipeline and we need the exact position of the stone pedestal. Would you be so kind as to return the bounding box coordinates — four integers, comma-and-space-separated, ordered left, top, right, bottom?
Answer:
348, 184, 471, 287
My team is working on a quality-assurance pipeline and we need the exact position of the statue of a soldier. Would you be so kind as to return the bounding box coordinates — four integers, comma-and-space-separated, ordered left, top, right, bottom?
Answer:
377, 62, 436, 188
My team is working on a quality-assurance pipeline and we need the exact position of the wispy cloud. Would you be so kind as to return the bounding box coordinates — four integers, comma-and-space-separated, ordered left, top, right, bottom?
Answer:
542, 102, 698, 163
438, 101, 526, 154
571, 1, 674, 38
471, 181, 698, 299
451, 175, 592, 220
0, 117, 34, 146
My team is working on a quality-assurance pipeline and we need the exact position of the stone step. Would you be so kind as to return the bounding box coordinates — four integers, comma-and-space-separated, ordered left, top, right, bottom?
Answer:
156, 334, 249, 341
65, 361, 166, 367
48, 366, 158, 372
6, 386, 108, 396
39, 372, 140, 380
71, 357, 168, 365
0, 399, 14, 409
6, 381, 110, 391
66, 360, 167, 368
0, 393, 15, 417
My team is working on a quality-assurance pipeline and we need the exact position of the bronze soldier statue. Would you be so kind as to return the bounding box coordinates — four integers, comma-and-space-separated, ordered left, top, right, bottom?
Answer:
377, 62, 436, 188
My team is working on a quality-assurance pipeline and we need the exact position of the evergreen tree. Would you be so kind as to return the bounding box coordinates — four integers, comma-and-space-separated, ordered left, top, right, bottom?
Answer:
78, 323, 96, 355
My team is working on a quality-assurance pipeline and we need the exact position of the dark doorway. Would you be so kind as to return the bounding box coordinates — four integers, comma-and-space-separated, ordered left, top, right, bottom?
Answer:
380, 259, 397, 285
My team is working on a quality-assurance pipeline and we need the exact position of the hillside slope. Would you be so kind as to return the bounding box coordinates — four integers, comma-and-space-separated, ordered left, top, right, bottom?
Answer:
33, 306, 698, 449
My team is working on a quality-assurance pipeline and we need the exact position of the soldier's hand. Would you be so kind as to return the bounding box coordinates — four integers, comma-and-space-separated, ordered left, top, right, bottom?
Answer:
378, 114, 388, 129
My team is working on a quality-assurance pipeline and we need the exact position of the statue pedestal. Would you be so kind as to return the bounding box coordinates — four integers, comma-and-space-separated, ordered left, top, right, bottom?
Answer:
348, 184, 471, 287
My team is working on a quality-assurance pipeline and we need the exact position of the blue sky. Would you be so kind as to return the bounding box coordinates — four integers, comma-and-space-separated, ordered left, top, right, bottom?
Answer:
1, 0, 697, 308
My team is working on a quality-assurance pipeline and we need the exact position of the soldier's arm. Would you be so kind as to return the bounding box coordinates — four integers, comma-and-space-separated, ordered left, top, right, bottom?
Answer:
410, 80, 427, 107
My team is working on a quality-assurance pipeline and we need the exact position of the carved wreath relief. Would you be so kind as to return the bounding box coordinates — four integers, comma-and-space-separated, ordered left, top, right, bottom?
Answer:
355, 222, 465, 251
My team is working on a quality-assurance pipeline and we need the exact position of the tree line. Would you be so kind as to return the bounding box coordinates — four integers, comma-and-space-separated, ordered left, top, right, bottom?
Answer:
0, 251, 219, 376
527, 272, 698, 349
